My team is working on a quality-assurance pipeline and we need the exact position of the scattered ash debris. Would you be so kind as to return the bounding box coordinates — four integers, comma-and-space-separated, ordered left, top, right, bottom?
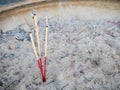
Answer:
3, 53, 15, 59
0, 25, 31, 43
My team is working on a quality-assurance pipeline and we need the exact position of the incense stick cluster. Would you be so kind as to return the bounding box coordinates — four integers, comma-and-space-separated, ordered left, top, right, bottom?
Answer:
29, 13, 48, 82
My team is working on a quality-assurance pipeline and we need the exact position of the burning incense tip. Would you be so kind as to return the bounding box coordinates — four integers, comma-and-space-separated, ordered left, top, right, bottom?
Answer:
32, 9, 36, 16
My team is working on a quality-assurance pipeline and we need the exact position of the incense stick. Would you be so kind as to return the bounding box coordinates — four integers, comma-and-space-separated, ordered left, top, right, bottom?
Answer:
45, 16, 48, 57
29, 32, 39, 60
33, 14, 41, 57
30, 32, 44, 80
43, 16, 48, 81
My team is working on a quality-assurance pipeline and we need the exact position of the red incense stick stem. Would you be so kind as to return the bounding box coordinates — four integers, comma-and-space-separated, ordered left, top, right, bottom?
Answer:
37, 58, 44, 81
43, 56, 47, 81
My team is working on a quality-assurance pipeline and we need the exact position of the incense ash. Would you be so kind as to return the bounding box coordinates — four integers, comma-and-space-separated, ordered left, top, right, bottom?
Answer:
0, 0, 120, 90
